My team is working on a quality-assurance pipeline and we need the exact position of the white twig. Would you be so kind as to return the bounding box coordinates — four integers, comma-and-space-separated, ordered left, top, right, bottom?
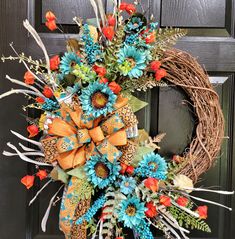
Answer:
23, 20, 58, 89
23, 20, 51, 74
171, 201, 200, 218
181, 187, 234, 195
96, 0, 107, 26
6, 75, 44, 97
3, 151, 44, 157
41, 185, 64, 232
11, 130, 42, 148
0, 89, 42, 100
18, 143, 37, 152
89, 0, 102, 32
4, 142, 50, 166
181, 192, 233, 211
29, 179, 53, 206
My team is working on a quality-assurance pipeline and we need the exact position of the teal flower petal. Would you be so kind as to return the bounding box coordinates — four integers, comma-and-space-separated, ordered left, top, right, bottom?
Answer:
135, 152, 168, 180
84, 155, 121, 189
60, 52, 82, 75
79, 81, 117, 118
117, 197, 146, 228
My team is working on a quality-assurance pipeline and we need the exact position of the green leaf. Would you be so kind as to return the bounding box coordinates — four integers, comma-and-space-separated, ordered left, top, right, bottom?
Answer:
132, 146, 154, 166
67, 166, 87, 179
50, 166, 69, 184
123, 93, 148, 112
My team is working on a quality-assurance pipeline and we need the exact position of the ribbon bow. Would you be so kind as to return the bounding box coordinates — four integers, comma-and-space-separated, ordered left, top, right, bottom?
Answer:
46, 105, 127, 170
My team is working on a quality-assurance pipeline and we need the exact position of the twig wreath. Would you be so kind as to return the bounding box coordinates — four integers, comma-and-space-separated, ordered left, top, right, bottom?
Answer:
0, 1, 232, 239
162, 49, 225, 182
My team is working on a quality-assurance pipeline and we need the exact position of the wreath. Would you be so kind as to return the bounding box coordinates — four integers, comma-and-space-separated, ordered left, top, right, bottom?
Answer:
1, 1, 233, 239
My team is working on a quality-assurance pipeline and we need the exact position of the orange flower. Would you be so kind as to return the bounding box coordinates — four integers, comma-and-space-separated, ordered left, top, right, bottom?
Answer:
43, 86, 54, 98
196, 206, 208, 219
45, 11, 56, 21
107, 15, 116, 26
36, 169, 48, 180
21, 175, 35, 189
93, 65, 107, 76
145, 31, 156, 44
35, 97, 45, 104
24, 71, 35, 85
144, 178, 159, 192
27, 125, 39, 138
108, 82, 122, 94
150, 61, 161, 71
126, 4, 136, 14
120, 162, 128, 174
45, 20, 57, 31
126, 165, 134, 175
176, 197, 189, 207
119, 2, 128, 11
155, 68, 167, 81
99, 77, 109, 84
50, 55, 60, 70
145, 202, 158, 218
102, 26, 115, 41
159, 195, 171, 207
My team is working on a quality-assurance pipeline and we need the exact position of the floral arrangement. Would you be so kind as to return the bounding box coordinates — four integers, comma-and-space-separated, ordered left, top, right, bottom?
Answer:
1, 1, 233, 239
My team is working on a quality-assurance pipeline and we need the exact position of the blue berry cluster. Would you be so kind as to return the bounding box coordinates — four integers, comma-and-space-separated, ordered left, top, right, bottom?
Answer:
125, 34, 139, 45
41, 98, 59, 111
76, 195, 106, 225
81, 24, 101, 65
135, 220, 154, 239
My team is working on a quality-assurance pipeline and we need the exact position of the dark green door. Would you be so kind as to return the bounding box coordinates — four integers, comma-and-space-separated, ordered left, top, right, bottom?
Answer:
0, 0, 235, 238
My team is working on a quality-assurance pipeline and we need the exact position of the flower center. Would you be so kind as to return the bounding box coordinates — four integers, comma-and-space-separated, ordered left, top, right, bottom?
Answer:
124, 182, 130, 187
127, 58, 136, 68
148, 162, 158, 172
94, 162, 110, 179
91, 91, 108, 109
126, 204, 136, 216
70, 61, 77, 67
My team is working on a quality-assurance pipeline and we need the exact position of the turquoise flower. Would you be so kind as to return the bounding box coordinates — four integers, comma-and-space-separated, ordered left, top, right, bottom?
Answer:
117, 46, 149, 78
84, 155, 121, 189
125, 17, 144, 32
118, 197, 146, 228
120, 176, 136, 195
135, 152, 168, 180
150, 22, 159, 31
80, 81, 117, 118
60, 52, 82, 75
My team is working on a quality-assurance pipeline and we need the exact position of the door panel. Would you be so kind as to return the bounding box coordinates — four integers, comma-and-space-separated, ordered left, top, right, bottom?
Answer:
0, 0, 235, 238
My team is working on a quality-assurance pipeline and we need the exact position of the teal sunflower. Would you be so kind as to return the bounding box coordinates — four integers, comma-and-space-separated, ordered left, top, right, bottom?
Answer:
118, 196, 146, 228
60, 52, 82, 75
84, 155, 121, 189
117, 46, 150, 78
135, 152, 168, 180
79, 81, 117, 118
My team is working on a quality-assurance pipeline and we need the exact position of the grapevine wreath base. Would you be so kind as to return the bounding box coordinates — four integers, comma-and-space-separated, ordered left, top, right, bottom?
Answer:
162, 49, 225, 182
0, 1, 233, 239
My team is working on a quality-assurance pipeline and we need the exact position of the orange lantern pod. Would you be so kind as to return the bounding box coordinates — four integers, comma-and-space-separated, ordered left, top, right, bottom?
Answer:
21, 175, 35, 189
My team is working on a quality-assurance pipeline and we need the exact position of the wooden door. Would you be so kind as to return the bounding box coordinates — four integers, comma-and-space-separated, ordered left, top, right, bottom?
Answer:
0, 0, 235, 239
